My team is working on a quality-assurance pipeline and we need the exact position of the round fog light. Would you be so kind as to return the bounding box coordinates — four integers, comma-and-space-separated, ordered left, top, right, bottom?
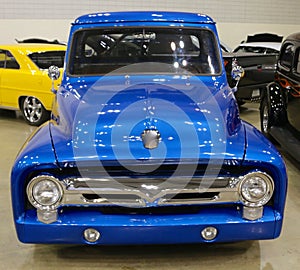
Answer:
84, 228, 101, 243
201, 227, 218, 240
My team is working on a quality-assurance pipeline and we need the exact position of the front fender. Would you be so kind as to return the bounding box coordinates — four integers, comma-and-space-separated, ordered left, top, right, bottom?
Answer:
242, 121, 287, 216
11, 122, 59, 220
261, 82, 287, 123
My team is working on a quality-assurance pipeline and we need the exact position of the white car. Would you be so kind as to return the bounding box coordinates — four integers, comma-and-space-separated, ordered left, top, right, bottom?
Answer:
233, 33, 282, 54
233, 42, 281, 54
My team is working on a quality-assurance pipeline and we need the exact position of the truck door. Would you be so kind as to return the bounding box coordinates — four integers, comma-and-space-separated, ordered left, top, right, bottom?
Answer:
0, 49, 21, 108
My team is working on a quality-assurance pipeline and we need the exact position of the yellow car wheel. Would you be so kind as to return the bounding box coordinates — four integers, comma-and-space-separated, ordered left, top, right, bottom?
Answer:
20, 96, 50, 126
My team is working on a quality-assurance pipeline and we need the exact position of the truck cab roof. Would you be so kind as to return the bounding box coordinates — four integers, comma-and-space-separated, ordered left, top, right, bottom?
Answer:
73, 11, 215, 25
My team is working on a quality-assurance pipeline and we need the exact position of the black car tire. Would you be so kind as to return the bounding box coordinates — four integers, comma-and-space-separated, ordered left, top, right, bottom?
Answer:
20, 96, 50, 126
260, 96, 275, 139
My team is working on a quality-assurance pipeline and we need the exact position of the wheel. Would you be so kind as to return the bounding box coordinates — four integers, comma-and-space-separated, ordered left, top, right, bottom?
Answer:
260, 96, 274, 138
20, 96, 50, 126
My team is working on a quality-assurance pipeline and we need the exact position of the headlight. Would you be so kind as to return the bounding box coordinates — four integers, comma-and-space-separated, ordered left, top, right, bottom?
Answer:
239, 172, 274, 207
27, 175, 63, 210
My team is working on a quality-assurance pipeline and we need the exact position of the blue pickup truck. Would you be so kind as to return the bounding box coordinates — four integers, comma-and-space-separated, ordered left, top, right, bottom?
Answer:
11, 11, 287, 245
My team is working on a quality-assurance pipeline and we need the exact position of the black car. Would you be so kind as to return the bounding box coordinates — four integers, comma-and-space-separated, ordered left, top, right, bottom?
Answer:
233, 33, 282, 54
224, 51, 278, 104
260, 32, 300, 161
224, 33, 282, 104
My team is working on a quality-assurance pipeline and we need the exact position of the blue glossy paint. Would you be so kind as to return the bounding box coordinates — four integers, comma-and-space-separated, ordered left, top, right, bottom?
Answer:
11, 124, 59, 218
11, 11, 287, 245
50, 75, 245, 163
74, 11, 215, 25
242, 122, 287, 215
16, 207, 281, 244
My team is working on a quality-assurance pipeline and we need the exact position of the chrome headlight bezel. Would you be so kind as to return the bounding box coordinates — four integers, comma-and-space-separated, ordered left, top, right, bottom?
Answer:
26, 175, 64, 211
239, 171, 274, 207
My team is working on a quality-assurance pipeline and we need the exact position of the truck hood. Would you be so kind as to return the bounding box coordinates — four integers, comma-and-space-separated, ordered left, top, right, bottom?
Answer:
50, 74, 245, 167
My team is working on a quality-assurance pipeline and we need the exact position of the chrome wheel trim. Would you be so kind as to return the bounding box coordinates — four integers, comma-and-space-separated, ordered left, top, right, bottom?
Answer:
262, 104, 269, 133
23, 96, 43, 123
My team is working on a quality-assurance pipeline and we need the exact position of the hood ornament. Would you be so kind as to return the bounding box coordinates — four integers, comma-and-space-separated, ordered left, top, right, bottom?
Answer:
141, 129, 161, 149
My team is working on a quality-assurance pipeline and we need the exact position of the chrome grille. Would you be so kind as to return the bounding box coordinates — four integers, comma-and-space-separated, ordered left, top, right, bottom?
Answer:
60, 176, 241, 207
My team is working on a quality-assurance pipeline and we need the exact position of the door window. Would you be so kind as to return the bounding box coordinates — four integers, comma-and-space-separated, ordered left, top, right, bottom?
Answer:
0, 50, 20, 69
295, 48, 300, 75
279, 43, 294, 70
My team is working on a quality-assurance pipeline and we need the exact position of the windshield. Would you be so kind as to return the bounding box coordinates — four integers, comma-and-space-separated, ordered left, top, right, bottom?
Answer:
28, 51, 65, 69
68, 27, 221, 76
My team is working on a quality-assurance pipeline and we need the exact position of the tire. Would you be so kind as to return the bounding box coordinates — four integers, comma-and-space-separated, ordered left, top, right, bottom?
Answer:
20, 96, 50, 126
260, 96, 274, 138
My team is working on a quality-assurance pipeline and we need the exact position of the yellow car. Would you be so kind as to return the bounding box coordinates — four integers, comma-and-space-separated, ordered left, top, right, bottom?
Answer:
0, 43, 66, 125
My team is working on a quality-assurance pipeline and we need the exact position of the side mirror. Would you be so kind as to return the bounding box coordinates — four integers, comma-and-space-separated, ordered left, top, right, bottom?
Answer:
231, 59, 244, 92
48, 65, 60, 94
